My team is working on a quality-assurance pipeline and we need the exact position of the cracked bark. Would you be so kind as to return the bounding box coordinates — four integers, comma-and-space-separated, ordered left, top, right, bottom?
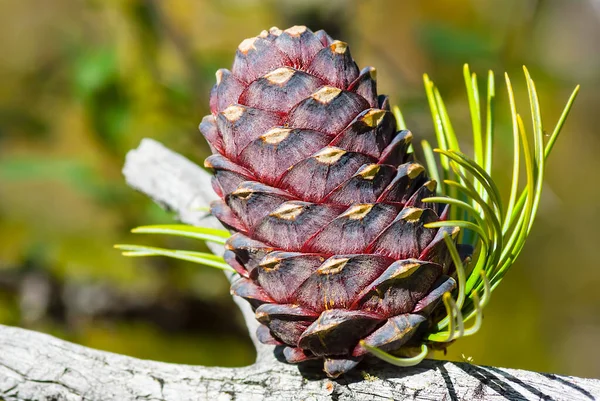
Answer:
1, 138, 599, 401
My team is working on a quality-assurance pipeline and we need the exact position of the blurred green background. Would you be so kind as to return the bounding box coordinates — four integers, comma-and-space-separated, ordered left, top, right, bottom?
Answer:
1, 0, 599, 378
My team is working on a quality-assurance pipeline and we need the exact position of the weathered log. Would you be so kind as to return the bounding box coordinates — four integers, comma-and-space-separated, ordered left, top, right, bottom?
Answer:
1, 138, 598, 401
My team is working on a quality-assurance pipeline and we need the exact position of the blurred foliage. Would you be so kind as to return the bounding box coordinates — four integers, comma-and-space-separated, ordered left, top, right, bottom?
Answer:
1, 0, 599, 377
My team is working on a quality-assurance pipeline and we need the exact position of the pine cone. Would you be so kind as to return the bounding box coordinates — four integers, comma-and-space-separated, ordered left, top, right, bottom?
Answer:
201, 25, 459, 377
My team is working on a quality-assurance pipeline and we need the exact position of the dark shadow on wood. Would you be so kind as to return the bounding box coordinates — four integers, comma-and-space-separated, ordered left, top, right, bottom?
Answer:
458, 363, 554, 401
486, 366, 555, 400
438, 364, 459, 401
542, 372, 596, 400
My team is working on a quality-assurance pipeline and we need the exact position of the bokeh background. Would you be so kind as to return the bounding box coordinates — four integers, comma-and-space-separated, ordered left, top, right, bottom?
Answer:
1, 0, 599, 378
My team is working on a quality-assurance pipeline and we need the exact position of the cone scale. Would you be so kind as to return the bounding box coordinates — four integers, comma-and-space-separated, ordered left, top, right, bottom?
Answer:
201, 25, 458, 377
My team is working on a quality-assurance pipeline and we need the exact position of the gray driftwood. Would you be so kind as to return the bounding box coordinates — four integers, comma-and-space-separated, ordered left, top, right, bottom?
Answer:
1, 138, 599, 401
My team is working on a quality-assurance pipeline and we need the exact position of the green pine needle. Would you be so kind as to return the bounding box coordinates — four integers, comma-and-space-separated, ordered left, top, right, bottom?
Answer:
392, 105, 408, 130
114, 244, 234, 272
360, 342, 429, 367
131, 224, 230, 244
424, 65, 579, 342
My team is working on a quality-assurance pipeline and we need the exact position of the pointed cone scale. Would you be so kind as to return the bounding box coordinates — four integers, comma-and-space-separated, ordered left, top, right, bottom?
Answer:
329, 108, 396, 159
353, 314, 426, 357
324, 163, 398, 206
419, 225, 460, 270
255, 303, 319, 346
307, 41, 359, 88
379, 130, 413, 166
210, 177, 224, 199
257, 251, 325, 303
226, 233, 274, 278
368, 207, 439, 260
239, 67, 324, 113
226, 181, 293, 230
405, 180, 437, 209
210, 200, 247, 233
355, 259, 443, 316
283, 347, 318, 364
199, 115, 223, 154
280, 147, 373, 203
377, 162, 427, 205
303, 203, 398, 255
287, 88, 369, 136
239, 127, 330, 185
298, 309, 382, 356
253, 202, 342, 250
232, 36, 291, 83
256, 324, 283, 345
314, 29, 335, 46
272, 26, 324, 68
230, 277, 274, 308
413, 275, 456, 315
210, 69, 245, 114
223, 250, 249, 278
324, 358, 362, 378
204, 154, 255, 197
293, 255, 394, 312
439, 203, 451, 221
378, 94, 390, 111
255, 303, 319, 322
348, 66, 378, 108
217, 105, 283, 158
